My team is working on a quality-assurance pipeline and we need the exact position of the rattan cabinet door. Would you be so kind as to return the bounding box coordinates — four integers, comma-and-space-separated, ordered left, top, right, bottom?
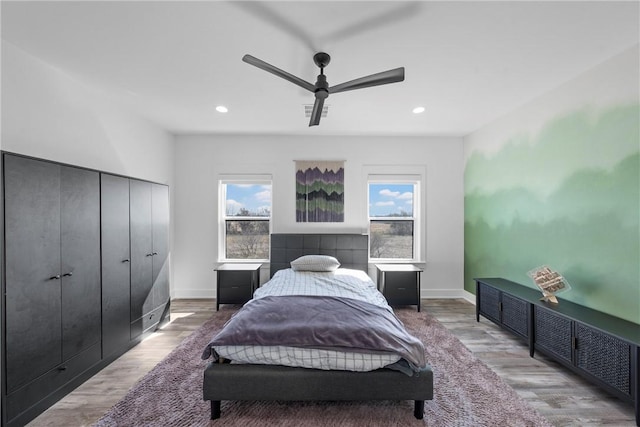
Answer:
501, 293, 529, 339
534, 306, 573, 364
478, 282, 501, 323
575, 323, 632, 398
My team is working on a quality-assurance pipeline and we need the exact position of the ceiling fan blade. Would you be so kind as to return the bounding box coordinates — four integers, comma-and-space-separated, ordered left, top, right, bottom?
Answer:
308, 96, 325, 127
243, 54, 316, 93
329, 67, 405, 94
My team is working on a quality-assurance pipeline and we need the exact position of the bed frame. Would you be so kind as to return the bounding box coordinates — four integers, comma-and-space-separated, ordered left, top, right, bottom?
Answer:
203, 233, 433, 420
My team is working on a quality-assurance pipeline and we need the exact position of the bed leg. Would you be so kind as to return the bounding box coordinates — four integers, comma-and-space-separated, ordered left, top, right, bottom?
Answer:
211, 400, 221, 420
414, 400, 424, 419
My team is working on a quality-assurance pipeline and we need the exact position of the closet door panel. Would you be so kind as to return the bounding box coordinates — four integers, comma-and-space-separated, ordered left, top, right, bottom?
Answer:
130, 179, 153, 337
60, 166, 101, 360
152, 183, 170, 309
4, 155, 62, 392
101, 174, 132, 357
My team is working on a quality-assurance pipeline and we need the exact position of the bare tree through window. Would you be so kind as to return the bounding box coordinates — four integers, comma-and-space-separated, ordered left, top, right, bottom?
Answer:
223, 183, 271, 259
369, 182, 416, 259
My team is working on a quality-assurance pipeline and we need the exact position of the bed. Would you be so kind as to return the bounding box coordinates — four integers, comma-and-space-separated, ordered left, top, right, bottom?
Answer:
202, 233, 433, 420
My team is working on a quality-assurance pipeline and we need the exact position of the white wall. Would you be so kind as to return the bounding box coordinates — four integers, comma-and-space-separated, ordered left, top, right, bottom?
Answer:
173, 134, 464, 299
1, 41, 174, 184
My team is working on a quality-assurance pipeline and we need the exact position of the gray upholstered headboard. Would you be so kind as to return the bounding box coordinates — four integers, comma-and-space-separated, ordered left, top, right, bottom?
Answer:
270, 234, 369, 277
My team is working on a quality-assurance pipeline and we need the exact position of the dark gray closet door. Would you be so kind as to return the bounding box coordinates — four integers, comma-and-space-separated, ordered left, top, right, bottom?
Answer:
129, 179, 153, 337
4, 155, 62, 392
101, 174, 132, 357
151, 183, 170, 309
59, 166, 101, 361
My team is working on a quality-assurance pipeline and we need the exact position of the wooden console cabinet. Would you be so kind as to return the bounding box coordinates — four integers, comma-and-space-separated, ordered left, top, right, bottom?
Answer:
475, 278, 640, 426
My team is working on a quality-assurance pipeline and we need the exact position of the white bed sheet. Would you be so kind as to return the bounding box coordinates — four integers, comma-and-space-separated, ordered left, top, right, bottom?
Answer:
254, 268, 391, 309
214, 268, 402, 371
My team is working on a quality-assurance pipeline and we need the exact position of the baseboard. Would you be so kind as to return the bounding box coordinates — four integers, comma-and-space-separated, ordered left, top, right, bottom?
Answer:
420, 289, 476, 304
172, 289, 216, 299
461, 290, 476, 305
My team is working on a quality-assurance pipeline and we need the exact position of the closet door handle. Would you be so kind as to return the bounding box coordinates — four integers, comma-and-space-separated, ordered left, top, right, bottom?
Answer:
152, 252, 158, 256
122, 259, 130, 263
49, 275, 61, 280
62, 272, 73, 277
146, 253, 154, 257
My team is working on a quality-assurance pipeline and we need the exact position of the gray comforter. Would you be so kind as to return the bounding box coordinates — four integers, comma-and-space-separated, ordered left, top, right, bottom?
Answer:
202, 295, 426, 374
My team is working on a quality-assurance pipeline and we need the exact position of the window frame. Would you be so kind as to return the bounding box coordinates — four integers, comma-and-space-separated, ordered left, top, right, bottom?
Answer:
219, 177, 272, 262
367, 175, 421, 263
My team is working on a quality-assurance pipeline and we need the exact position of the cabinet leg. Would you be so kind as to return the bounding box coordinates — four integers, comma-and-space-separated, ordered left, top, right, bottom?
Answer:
635, 346, 639, 426
211, 400, 221, 419
414, 400, 424, 419
475, 281, 480, 322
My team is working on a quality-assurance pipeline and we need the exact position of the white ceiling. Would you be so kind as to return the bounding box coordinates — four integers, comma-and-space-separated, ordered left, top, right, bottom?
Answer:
2, 1, 639, 137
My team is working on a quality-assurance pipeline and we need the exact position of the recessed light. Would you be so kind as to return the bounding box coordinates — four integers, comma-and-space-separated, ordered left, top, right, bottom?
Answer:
216, 105, 228, 113
412, 106, 425, 114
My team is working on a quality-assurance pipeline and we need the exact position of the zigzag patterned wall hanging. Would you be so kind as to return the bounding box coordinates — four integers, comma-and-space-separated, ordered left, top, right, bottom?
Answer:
295, 160, 344, 222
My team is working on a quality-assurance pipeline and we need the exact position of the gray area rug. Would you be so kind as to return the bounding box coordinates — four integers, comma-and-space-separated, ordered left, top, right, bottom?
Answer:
94, 307, 552, 426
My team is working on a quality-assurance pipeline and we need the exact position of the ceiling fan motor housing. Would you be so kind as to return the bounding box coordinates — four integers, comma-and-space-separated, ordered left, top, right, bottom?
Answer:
315, 74, 329, 98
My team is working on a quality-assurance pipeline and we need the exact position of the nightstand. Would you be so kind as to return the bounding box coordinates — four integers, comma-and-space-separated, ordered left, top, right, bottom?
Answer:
214, 263, 262, 311
375, 264, 423, 312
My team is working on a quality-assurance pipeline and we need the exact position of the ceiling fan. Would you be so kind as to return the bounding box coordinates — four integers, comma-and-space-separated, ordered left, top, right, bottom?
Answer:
242, 52, 405, 126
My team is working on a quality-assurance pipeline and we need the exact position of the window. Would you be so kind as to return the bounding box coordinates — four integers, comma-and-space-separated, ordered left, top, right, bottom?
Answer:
368, 180, 418, 260
221, 180, 271, 260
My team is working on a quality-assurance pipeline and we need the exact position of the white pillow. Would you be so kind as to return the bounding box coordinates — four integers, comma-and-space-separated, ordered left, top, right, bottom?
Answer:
290, 255, 340, 272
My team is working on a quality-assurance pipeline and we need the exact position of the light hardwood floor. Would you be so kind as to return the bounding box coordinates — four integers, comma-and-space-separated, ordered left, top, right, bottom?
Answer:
27, 299, 636, 426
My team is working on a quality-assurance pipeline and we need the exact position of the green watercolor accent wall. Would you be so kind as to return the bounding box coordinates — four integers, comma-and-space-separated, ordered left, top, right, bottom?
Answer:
464, 105, 640, 324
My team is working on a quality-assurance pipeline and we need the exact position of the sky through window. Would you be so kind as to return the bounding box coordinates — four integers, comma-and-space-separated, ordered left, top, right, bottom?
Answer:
225, 184, 272, 216
369, 183, 414, 217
